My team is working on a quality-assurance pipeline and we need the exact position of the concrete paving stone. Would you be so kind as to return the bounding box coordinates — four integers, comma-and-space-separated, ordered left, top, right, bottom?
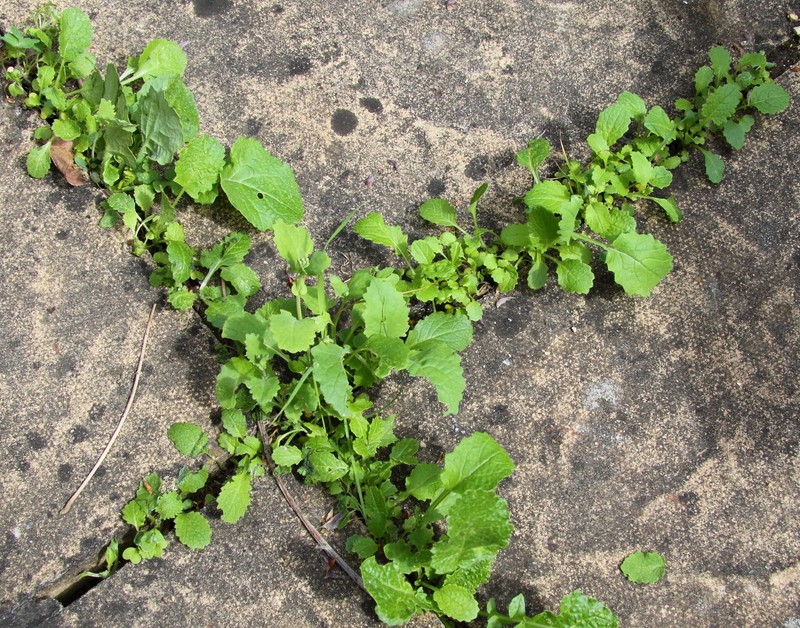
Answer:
0, 0, 799, 626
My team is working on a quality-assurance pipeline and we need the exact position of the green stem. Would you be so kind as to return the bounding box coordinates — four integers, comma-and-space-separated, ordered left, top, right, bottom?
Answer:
273, 368, 312, 422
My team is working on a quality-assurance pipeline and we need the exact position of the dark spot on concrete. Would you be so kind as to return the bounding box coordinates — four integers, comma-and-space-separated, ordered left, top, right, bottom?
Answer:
17, 460, 30, 473
56, 355, 77, 376
244, 118, 262, 136
58, 463, 72, 482
331, 109, 358, 136
141, 363, 156, 377
70, 425, 89, 443
359, 97, 383, 114
88, 404, 105, 423
427, 178, 445, 196
678, 491, 700, 515
490, 404, 509, 425
94, 467, 107, 478
55, 230, 69, 240
288, 56, 312, 76
465, 154, 488, 180
26, 432, 47, 451
192, 0, 232, 17
272, 4, 284, 13
46, 306, 56, 314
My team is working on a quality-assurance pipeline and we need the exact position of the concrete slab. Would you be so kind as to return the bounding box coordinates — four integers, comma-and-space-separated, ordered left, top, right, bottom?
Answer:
0, 0, 798, 626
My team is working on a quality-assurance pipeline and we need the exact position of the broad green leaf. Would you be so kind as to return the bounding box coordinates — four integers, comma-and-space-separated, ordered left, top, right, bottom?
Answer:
695, 65, 714, 94
220, 263, 261, 297
615, 91, 646, 119
507, 593, 526, 619
361, 556, 428, 625
59, 8, 92, 63
440, 432, 515, 494
307, 451, 349, 482
244, 369, 280, 411
556, 258, 594, 295
346, 535, 379, 559
52, 118, 81, 141
164, 77, 199, 142
167, 240, 193, 283
26, 142, 51, 179
429, 489, 513, 573
178, 467, 208, 494
220, 137, 304, 230
137, 85, 184, 165
629, 151, 653, 186
605, 232, 673, 296
747, 83, 790, 114
174, 134, 226, 200
444, 559, 493, 592
647, 195, 682, 223
524, 180, 571, 214
354, 212, 409, 259
406, 311, 473, 352
709, 46, 731, 80
156, 492, 186, 519
272, 445, 303, 467
407, 342, 464, 415
410, 236, 443, 265
365, 335, 410, 373
595, 103, 631, 145
405, 464, 443, 501
221, 409, 247, 439
273, 221, 314, 272
700, 148, 725, 183
362, 277, 409, 339
174, 511, 212, 549
620, 551, 666, 584
354, 417, 397, 458
167, 287, 196, 310
217, 472, 252, 523
269, 310, 318, 353
311, 342, 352, 417
722, 115, 754, 150
419, 198, 459, 228
168, 423, 209, 457
390, 438, 420, 464
700, 83, 742, 125
529, 590, 619, 627
126, 39, 187, 83
221, 311, 269, 345
526, 207, 560, 250
644, 105, 676, 141
584, 202, 636, 240
215, 357, 255, 408
434, 584, 479, 622
121, 499, 147, 529
516, 139, 551, 177
586, 133, 610, 156
527, 258, 548, 290
500, 223, 532, 247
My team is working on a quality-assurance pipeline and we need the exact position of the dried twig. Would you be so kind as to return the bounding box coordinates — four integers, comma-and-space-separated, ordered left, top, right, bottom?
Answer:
60, 303, 157, 515
256, 420, 365, 591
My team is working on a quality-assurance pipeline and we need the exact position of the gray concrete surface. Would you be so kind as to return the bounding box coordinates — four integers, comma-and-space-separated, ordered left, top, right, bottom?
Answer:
1, 0, 799, 626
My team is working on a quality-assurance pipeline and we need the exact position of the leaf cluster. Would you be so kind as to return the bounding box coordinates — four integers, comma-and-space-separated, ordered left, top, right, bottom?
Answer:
483, 590, 619, 627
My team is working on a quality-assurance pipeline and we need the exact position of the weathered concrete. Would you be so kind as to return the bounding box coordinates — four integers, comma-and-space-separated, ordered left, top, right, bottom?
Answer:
1, 0, 798, 626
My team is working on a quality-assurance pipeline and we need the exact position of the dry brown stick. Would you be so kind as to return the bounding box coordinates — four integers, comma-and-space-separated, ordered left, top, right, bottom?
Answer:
256, 420, 366, 591
60, 303, 157, 515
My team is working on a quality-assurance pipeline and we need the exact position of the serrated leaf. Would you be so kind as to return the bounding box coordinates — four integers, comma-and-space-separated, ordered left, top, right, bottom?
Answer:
174, 511, 212, 550
406, 342, 464, 415
709, 46, 731, 80
405, 464, 443, 501
178, 467, 208, 494
156, 491, 186, 519
127, 39, 187, 83
615, 91, 646, 118
695, 65, 714, 94
217, 472, 252, 523
361, 556, 428, 625
307, 451, 349, 482
167, 286, 197, 310
429, 489, 513, 573
354, 212, 409, 259
700, 83, 742, 125
59, 8, 92, 63
605, 232, 673, 296
644, 105, 676, 142
620, 551, 666, 584
220, 137, 304, 230
595, 103, 631, 146
121, 499, 147, 529
444, 559, 493, 592
629, 151, 653, 186
26, 142, 51, 179
524, 180, 571, 213
747, 83, 790, 114
174, 134, 226, 200
167, 240, 194, 283
311, 342, 352, 417
365, 335, 410, 373
167, 422, 209, 457
221, 409, 247, 439
346, 535, 379, 559
272, 445, 303, 467
362, 276, 409, 339
585, 202, 637, 240
556, 258, 594, 295
354, 416, 397, 458
390, 438, 420, 464
440, 432, 515, 494
215, 357, 255, 408
52, 118, 81, 141
269, 310, 318, 353
406, 312, 472, 352
220, 263, 261, 297
434, 584, 479, 622
516, 139, 551, 176
700, 148, 725, 183
419, 198, 459, 228
530, 590, 619, 627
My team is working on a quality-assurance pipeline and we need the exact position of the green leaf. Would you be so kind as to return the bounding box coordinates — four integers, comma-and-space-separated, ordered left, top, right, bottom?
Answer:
167, 287, 197, 310
272, 445, 303, 467
406, 312, 473, 352
507, 593, 526, 619
700, 83, 742, 125
354, 416, 397, 458
126, 39, 187, 83
307, 451, 349, 482
365, 335, 410, 373
556, 258, 594, 295
362, 276, 409, 339
221, 409, 247, 439
695, 65, 714, 94
405, 464, 443, 501
700, 148, 725, 184
429, 489, 513, 573
164, 77, 199, 142
220, 137, 304, 230
217, 472, 252, 523
605, 232, 673, 296
26, 142, 51, 179
178, 467, 208, 494
440, 432, 515, 494
220, 263, 261, 297
311, 342, 352, 417
137, 85, 184, 165
354, 212, 409, 259
168, 423, 209, 457
620, 551, 666, 584
747, 83, 790, 114
595, 103, 631, 146
615, 92, 646, 119
167, 240, 194, 283
629, 151, 653, 186
273, 221, 314, 273
52, 118, 81, 141
524, 180, 571, 214
516, 139, 551, 177
709, 46, 731, 80
59, 8, 93, 63
419, 198, 459, 228
527, 258, 548, 290
269, 310, 318, 353
406, 342, 464, 415
156, 491, 187, 519
174, 511, 212, 550
530, 590, 619, 627
648, 196, 682, 223
361, 556, 428, 625
121, 499, 147, 529
174, 134, 226, 200
722, 114, 754, 150
434, 584, 479, 622
346, 535, 379, 559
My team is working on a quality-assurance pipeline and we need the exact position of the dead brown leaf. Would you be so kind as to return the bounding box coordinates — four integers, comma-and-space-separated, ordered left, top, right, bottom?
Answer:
51, 137, 89, 186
